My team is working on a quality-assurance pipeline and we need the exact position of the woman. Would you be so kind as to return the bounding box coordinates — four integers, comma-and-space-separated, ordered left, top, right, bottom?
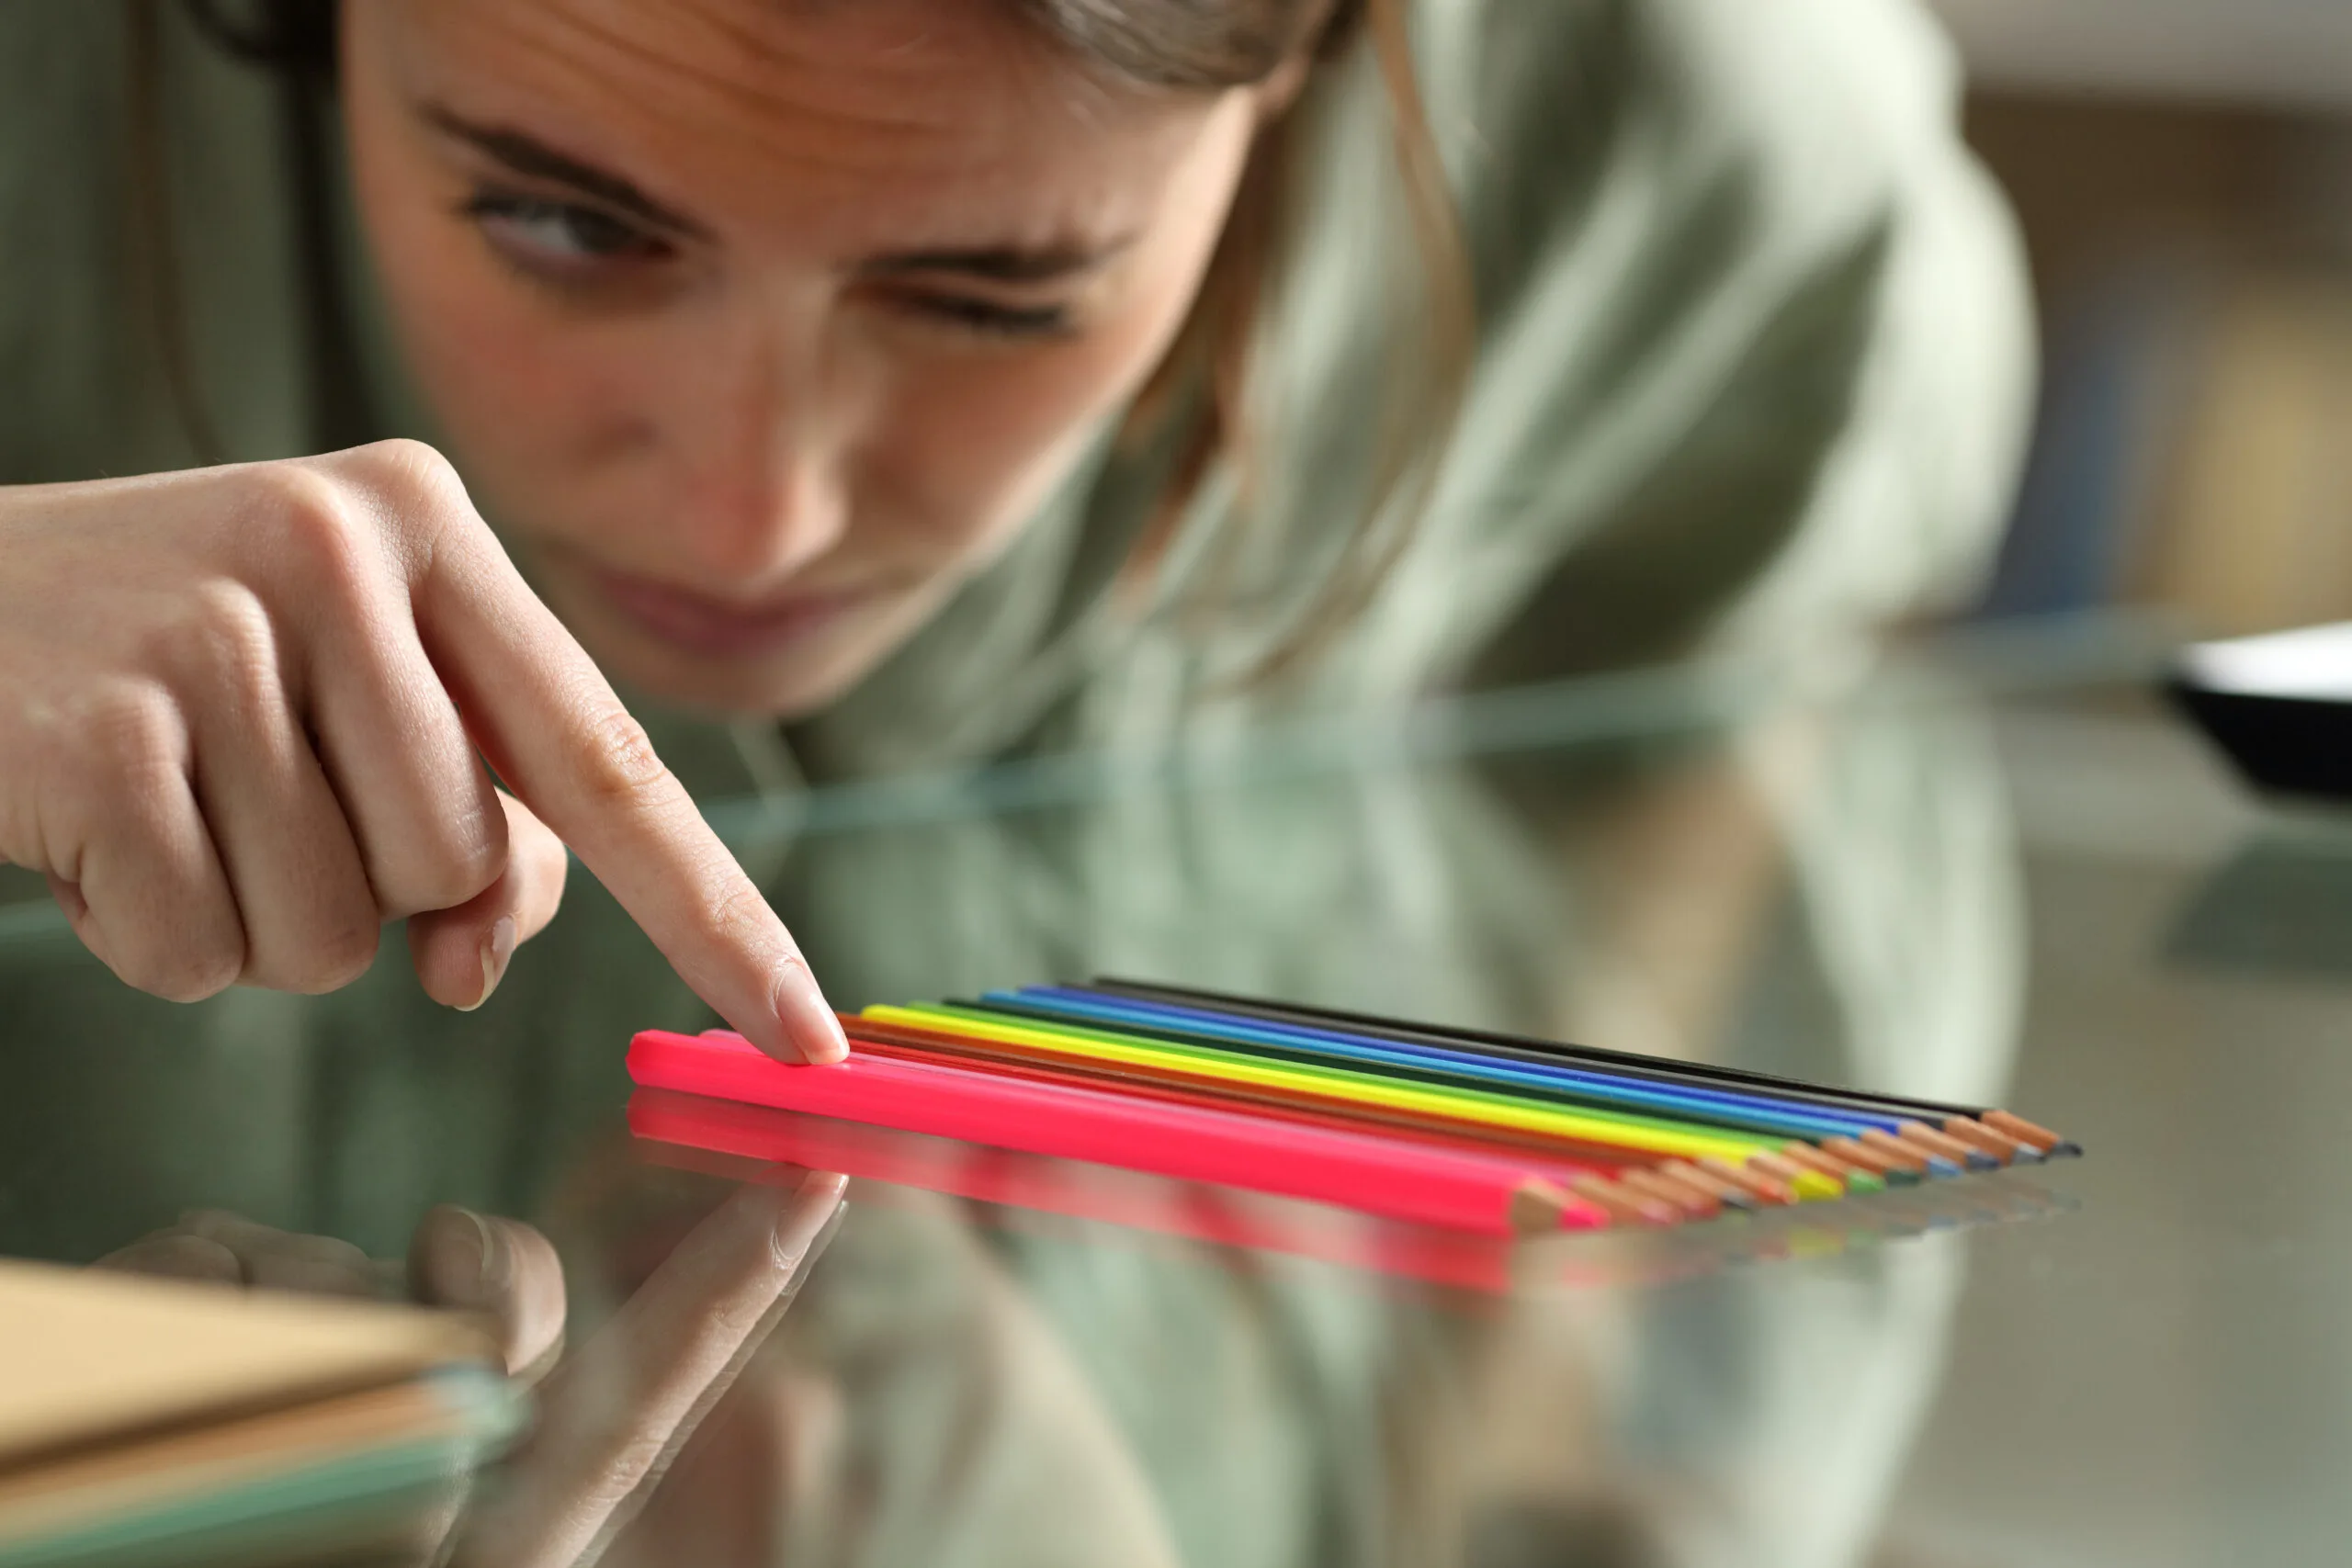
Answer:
0, 0, 2030, 1047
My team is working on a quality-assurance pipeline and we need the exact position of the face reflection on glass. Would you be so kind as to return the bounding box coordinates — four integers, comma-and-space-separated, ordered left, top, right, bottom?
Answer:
339, 0, 1272, 716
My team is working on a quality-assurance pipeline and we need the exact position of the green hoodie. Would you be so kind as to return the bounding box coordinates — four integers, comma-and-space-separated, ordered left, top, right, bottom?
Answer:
0, 0, 2030, 794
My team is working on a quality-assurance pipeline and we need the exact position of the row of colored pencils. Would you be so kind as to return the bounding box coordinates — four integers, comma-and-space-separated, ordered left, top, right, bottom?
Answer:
627, 1088, 2078, 1294
624, 978, 2077, 1236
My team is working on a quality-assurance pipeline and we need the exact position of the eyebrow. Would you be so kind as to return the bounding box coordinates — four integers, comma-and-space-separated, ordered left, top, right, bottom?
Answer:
857, 240, 1136, 285
422, 105, 710, 240
423, 101, 1134, 283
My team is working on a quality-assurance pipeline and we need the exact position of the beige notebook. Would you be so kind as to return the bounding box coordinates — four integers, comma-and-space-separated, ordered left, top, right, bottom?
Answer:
0, 1258, 490, 1472
0, 1260, 509, 1563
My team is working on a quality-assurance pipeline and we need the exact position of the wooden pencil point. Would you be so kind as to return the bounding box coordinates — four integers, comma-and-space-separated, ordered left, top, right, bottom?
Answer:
1621, 1167, 1716, 1220
1823, 1135, 1913, 1178
1507, 1179, 1573, 1234
658, 983, 2081, 1240
1868, 1128, 1959, 1177
1943, 1117, 2035, 1163
1664, 1160, 1756, 1213
1896, 1120, 1976, 1163
1700, 1156, 1794, 1205
1569, 1175, 1679, 1227
1982, 1110, 2064, 1153
1749, 1151, 1841, 1199
1777, 1142, 1852, 1181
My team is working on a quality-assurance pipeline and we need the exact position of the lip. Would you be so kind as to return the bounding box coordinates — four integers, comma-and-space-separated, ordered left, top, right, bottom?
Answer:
586, 567, 877, 661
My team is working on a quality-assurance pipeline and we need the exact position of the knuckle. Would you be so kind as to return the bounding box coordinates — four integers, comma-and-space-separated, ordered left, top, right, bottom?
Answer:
695, 879, 771, 940
288, 1233, 370, 1270
359, 437, 463, 499
175, 1209, 254, 1241
172, 581, 282, 711
700, 873, 779, 950
574, 704, 675, 813
435, 836, 508, 913
81, 682, 189, 809
132, 940, 243, 1005
264, 467, 379, 607
582, 1432, 673, 1515
284, 914, 381, 995
390, 811, 507, 916
347, 440, 472, 545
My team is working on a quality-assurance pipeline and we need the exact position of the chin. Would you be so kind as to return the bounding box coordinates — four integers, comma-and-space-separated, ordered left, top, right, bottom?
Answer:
597, 635, 881, 720
568, 591, 926, 722
524, 546, 949, 724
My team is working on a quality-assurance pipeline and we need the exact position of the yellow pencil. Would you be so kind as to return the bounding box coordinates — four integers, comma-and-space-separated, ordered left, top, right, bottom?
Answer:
865, 1003, 1782, 1167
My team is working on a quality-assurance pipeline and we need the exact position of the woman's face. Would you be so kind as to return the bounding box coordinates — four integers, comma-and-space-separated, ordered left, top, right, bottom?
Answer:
341, 0, 1271, 716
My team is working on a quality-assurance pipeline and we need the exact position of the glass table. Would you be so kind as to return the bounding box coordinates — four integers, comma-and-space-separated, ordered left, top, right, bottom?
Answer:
0, 618, 2338, 1567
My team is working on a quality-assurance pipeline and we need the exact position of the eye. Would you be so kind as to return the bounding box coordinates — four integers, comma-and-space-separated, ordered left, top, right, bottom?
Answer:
462, 191, 672, 274
902, 293, 1077, 341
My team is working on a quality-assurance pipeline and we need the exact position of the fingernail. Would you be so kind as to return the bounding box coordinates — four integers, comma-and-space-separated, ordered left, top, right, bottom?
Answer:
775, 1172, 850, 1267
772, 967, 850, 1064
458, 917, 517, 1012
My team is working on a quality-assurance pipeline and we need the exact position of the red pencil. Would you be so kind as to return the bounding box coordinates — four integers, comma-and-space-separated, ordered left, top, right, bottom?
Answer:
843, 1025, 1639, 1191
628, 1031, 1613, 1235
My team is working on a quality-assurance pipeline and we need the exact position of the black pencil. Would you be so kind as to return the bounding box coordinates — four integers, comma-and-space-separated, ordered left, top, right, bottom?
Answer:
1088, 977, 2077, 1159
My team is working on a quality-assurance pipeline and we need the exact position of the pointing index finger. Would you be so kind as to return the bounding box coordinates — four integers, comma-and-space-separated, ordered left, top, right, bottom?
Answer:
406, 496, 844, 1064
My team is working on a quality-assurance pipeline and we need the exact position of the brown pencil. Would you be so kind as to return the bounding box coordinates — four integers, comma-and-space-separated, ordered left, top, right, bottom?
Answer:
1899, 1121, 1998, 1172
1779, 1142, 1860, 1184
1823, 1135, 1917, 1180
1939, 1117, 2033, 1164
1621, 1167, 1719, 1220
1862, 1128, 1962, 1178
1663, 1161, 1757, 1213
1748, 1151, 1838, 1200
1570, 1175, 1681, 1227
1983, 1110, 2078, 1156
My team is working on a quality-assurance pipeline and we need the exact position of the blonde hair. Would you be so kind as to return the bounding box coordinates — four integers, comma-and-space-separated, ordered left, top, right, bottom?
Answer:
1073, 0, 1476, 681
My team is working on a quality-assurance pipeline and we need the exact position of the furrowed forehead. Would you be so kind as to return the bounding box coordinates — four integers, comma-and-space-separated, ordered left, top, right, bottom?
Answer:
397, 0, 1150, 173
388, 0, 1228, 252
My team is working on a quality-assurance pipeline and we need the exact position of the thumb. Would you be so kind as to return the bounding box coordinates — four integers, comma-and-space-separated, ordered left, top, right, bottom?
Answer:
409, 790, 570, 1010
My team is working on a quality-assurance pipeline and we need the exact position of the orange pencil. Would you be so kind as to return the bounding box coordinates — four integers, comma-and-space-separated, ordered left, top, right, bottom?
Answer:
1823, 1135, 1919, 1183
1619, 1168, 1717, 1221
1898, 1121, 1997, 1172
1863, 1128, 1962, 1179
1983, 1110, 2078, 1157
1569, 1176, 1679, 1227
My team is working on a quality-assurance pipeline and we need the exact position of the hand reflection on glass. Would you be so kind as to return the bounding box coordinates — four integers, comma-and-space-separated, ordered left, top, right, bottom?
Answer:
92, 1170, 847, 1568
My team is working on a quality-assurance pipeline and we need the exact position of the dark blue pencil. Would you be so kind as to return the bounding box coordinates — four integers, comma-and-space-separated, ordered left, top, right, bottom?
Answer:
982, 990, 1954, 1185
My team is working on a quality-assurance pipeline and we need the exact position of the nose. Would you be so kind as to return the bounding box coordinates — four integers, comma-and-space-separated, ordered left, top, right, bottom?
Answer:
665, 325, 854, 586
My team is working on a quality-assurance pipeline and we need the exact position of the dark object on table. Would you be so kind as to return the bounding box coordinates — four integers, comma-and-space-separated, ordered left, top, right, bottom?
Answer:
2170, 623, 2352, 802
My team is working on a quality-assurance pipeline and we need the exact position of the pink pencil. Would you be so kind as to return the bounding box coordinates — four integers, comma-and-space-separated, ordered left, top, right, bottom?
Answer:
628, 1089, 1537, 1291
628, 1031, 1611, 1235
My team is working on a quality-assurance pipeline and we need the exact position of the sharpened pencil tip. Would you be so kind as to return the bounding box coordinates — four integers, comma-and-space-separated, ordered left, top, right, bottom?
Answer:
1788, 1170, 1842, 1201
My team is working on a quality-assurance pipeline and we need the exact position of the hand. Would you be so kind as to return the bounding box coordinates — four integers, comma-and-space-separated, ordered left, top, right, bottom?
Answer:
0, 443, 842, 1060
94, 1202, 568, 1376
95, 1172, 849, 1568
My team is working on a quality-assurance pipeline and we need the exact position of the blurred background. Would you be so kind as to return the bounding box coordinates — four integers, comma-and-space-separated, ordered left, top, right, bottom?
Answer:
1929, 0, 2352, 637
